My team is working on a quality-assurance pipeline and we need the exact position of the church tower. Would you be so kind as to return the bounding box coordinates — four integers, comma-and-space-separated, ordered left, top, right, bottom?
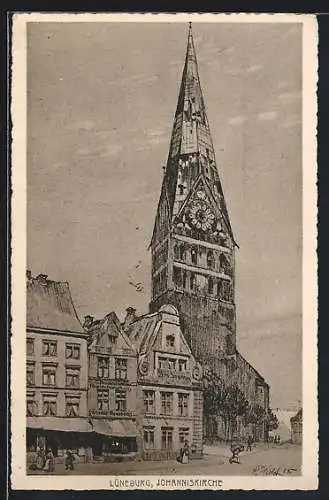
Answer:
150, 24, 237, 368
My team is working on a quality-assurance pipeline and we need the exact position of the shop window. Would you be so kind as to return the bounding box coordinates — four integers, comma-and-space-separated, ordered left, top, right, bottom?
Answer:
143, 426, 155, 450
178, 393, 189, 416
65, 367, 80, 388
161, 392, 173, 415
178, 359, 187, 372
143, 390, 155, 414
179, 427, 190, 444
65, 396, 80, 417
115, 390, 127, 411
65, 343, 80, 359
97, 389, 109, 411
115, 358, 128, 380
26, 398, 37, 417
42, 395, 57, 416
166, 335, 175, 347
27, 338, 34, 356
161, 427, 173, 450
42, 365, 56, 386
27, 364, 35, 387
97, 356, 109, 378
42, 340, 57, 357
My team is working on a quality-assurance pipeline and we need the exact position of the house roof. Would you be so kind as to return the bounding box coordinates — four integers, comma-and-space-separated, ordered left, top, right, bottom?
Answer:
88, 311, 136, 353
124, 312, 159, 354
290, 408, 302, 422
27, 274, 85, 334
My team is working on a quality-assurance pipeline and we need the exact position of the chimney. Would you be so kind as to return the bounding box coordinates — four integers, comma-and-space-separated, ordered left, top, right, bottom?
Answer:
123, 307, 137, 329
36, 274, 48, 285
26, 269, 32, 280
83, 315, 94, 330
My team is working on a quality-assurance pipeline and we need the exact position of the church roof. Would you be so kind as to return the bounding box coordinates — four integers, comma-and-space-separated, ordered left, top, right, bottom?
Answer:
27, 272, 85, 334
151, 23, 235, 246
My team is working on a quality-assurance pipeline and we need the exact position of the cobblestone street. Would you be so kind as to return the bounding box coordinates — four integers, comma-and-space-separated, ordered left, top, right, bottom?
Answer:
28, 443, 302, 477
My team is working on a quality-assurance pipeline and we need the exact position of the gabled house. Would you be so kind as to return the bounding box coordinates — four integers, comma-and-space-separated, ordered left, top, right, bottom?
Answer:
26, 271, 91, 466
85, 312, 138, 461
124, 304, 203, 461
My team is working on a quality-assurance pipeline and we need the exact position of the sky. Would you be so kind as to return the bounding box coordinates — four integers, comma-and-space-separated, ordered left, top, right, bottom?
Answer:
27, 21, 302, 410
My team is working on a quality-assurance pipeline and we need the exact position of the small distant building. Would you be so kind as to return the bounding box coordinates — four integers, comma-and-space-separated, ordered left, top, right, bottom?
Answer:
124, 304, 203, 461
26, 271, 91, 465
85, 312, 138, 462
291, 408, 302, 444
273, 409, 296, 443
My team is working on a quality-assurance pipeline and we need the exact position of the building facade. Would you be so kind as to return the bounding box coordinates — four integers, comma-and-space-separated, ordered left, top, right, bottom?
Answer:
291, 408, 302, 445
149, 24, 270, 441
124, 304, 203, 461
84, 312, 138, 461
26, 271, 91, 465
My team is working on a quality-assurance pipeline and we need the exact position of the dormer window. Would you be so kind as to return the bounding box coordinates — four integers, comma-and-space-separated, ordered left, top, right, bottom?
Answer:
166, 335, 175, 348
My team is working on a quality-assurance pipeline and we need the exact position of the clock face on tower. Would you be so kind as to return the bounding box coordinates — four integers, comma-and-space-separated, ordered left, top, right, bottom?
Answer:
188, 200, 215, 231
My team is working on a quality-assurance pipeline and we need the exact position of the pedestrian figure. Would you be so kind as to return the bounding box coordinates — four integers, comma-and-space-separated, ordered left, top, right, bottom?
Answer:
180, 440, 189, 464
65, 449, 76, 471
229, 439, 242, 464
36, 446, 45, 470
43, 449, 55, 473
246, 435, 253, 452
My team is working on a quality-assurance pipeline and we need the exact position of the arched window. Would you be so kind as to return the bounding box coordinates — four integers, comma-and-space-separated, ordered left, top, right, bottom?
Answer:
190, 273, 196, 291
191, 248, 198, 265
207, 250, 214, 269
173, 267, 182, 288
182, 271, 187, 289
174, 243, 180, 260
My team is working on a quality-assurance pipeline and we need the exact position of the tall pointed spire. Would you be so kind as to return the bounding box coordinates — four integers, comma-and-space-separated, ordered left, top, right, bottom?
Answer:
154, 23, 234, 245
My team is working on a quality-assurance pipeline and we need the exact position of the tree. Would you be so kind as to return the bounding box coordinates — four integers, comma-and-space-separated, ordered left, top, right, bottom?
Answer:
221, 384, 249, 441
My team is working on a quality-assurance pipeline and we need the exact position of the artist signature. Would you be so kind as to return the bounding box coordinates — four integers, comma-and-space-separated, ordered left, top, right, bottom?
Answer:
252, 464, 297, 476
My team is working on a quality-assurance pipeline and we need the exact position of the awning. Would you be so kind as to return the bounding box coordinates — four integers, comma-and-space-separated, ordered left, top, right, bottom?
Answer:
26, 417, 92, 433
91, 419, 137, 438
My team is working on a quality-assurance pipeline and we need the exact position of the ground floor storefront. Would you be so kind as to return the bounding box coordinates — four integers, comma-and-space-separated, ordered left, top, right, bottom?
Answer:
26, 416, 139, 469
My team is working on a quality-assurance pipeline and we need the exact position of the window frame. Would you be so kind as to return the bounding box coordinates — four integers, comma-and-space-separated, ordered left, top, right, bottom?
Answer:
115, 357, 128, 380
97, 356, 110, 378
115, 389, 127, 412
160, 391, 173, 415
143, 390, 155, 414
65, 343, 81, 360
42, 340, 57, 357
161, 426, 173, 450
178, 392, 189, 417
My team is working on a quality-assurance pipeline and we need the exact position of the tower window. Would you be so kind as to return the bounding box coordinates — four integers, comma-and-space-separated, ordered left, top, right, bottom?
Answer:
182, 271, 187, 289
173, 267, 182, 288
208, 277, 214, 295
191, 248, 198, 265
190, 273, 196, 291
207, 250, 214, 269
